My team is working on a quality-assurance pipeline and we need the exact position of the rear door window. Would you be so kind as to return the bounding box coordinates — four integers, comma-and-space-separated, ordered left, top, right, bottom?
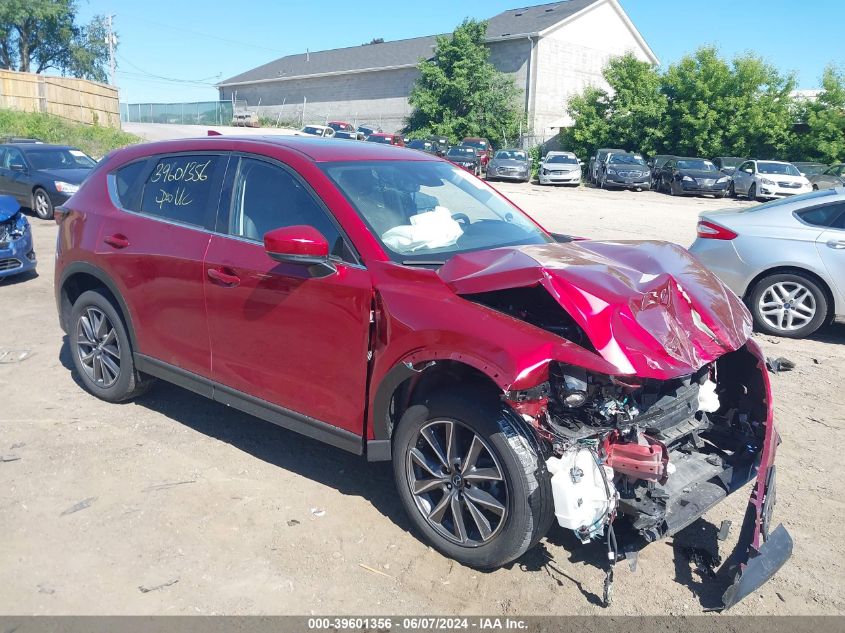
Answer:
139, 154, 227, 227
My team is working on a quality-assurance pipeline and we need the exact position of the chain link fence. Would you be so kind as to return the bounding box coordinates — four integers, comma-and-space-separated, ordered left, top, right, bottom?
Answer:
120, 101, 233, 126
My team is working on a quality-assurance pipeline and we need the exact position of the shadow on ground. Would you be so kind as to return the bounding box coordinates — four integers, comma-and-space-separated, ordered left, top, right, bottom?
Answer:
58, 337, 744, 607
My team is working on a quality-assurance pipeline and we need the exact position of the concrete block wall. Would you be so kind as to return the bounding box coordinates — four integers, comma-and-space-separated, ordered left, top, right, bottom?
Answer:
532, 0, 654, 134
220, 67, 419, 133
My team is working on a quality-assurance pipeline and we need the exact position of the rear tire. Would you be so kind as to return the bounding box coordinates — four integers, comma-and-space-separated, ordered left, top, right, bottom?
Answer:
69, 290, 154, 402
392, 390, 553, 569
748, 272, 828, 339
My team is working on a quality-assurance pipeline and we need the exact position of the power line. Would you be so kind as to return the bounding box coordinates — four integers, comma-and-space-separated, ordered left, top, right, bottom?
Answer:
115, 12, 287, 55
116, 52, 220, 86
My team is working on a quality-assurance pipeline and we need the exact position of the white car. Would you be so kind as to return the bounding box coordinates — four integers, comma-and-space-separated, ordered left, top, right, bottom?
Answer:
539, 151, 582, 186
730, 160, 811, 200
296, 125, 335, 138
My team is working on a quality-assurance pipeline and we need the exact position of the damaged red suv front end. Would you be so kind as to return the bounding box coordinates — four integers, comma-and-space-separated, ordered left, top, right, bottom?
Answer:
433, 240, 791, 608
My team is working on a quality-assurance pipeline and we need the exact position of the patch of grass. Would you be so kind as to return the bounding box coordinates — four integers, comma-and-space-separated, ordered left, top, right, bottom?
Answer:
257, 115, 302, 130
0, 109, 141, 158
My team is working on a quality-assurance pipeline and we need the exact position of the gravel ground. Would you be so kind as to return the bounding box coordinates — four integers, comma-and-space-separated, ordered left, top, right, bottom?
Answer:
0, 182, 843, 616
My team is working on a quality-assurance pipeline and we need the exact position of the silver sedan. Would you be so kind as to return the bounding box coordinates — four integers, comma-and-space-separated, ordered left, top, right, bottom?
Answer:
689, 188, 845, 338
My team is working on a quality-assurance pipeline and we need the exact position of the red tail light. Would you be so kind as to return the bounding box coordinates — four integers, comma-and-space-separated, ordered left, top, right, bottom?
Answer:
697, 220, 737, 240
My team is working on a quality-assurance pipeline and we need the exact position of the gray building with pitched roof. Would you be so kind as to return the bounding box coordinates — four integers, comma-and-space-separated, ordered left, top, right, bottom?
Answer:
217, 0, 656, 140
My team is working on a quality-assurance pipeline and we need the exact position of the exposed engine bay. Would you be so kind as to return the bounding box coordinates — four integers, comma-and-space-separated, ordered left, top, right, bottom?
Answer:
469, 284, 772, 606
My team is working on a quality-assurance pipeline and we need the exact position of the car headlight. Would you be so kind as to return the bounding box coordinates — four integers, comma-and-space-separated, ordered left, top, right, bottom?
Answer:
55, 181, 79, 194
682, 175, 694, 182
607, 169, 617, 175
761, 178, 775, 185
717, 176, 729, 183
541, 168, 549, 175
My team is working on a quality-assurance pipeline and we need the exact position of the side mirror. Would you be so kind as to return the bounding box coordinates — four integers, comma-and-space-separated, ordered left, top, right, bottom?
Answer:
263, 225, 336, 276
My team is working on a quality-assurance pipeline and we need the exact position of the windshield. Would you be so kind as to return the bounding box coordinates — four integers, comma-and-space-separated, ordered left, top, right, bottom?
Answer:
546, 154, 577, 164
323, 160, 551, 263
302, 126, 324, 135
609, 154, 646, 166
494, 150, 527, 161
25, 148, 95, 170
796, 164, 826, 176
409, 140, 432, 150
677, 159, 718, 172
462, 139, 487, 149
758, 162, 801, 176
447, 147, 476, 158
719, 157, 744, 168
366, 136, 392, 144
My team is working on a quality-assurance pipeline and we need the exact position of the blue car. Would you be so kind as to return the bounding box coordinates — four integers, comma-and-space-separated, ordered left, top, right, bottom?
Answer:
0, 195, 36, 280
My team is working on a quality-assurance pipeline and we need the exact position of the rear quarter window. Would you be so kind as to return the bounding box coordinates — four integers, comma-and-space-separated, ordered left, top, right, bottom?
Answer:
797, 202, 845, 228
111, 160, 148, 210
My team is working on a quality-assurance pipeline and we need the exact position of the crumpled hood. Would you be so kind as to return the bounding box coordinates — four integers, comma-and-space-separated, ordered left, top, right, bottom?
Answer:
438, 241, 752, 379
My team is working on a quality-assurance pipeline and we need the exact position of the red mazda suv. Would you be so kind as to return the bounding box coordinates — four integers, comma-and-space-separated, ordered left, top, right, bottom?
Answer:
54, 136, 790, 608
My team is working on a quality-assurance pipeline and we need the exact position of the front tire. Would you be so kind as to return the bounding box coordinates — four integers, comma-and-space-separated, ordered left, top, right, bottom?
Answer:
69, 290, 153, 402
748, 272, 828, 338
393, 391, 553, 568
32, 188, 54, 220
748, 183, 757, 201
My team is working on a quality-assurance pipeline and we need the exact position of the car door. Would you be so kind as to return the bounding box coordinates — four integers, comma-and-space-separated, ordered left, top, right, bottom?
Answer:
734, 161, 753, 194
96, 152, 229, 379
204, 154, 372, 436
814, 203, 845, 305
3, 148, 32, 205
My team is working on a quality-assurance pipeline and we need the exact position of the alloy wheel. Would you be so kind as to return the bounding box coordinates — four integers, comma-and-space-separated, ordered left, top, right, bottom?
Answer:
76, 306, 122, 388
406, 419, 508, 547
758, 281, 817, 332
34, 191, 51, 219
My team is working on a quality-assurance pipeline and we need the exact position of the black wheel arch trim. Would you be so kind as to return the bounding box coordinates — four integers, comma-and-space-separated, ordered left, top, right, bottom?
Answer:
366, 362, 545, 463
367, 362, 419, 461
58, 261, 139, 350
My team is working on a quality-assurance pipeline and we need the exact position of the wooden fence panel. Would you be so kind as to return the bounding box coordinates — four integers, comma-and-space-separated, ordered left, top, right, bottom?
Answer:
0, 69, 120, 128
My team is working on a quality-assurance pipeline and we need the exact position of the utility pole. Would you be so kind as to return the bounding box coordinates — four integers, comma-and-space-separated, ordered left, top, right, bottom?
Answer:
106, 14, 117, 86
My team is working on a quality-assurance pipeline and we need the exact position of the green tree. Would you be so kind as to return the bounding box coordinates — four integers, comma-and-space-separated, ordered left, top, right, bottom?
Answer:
0, 0, 111, 82
662, 47, 795, 158
560, 85, 611, 160
794, 65, 845, 163
404, 19, 524, 146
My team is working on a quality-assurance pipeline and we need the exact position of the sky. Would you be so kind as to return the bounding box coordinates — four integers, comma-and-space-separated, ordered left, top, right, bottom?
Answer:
74, 0, 845, 104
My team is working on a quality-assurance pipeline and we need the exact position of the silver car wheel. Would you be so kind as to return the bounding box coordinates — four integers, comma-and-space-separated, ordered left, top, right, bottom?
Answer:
76, 306, 122, 388
758, 281, 817, 332
406, 419, 508, 547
